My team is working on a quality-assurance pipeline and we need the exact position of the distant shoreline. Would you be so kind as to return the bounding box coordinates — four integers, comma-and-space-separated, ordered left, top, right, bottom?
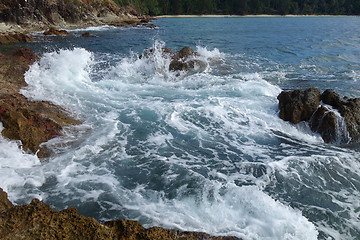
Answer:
157, 14, 358, 18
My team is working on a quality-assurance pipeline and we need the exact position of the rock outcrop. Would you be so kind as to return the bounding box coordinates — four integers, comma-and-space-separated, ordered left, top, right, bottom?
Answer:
0, 188, 240, 240
0, 48, 80, 158
0, 0, 149, 32
0, 32, 34, 44
277, 88, 321, 124
278, 88, 360, 144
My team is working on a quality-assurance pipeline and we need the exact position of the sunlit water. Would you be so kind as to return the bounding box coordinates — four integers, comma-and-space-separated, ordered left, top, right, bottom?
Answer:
1, 17, 360, 240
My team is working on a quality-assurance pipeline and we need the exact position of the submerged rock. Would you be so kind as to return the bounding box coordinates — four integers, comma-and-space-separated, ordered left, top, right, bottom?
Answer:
278, 88, 360, 143
0, 188, 241, 240
0, 48, 80, 157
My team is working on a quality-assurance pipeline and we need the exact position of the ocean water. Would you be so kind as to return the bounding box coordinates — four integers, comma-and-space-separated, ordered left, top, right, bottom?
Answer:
1, 17, 360, 240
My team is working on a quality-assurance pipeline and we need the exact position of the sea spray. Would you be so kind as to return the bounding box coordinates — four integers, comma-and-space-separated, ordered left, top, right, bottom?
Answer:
2, 30, 358, 239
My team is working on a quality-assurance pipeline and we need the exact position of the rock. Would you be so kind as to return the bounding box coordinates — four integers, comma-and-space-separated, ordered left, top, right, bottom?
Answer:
278, 88, 360, 144
0, 32, 34, 44
81, 32, 96, 37
277, 88, 321, 124
321, 89, 342, 108
0, 188, 241, 240
43, 27, 69, 36
0, 188, 13, 211
12, 48, 40, 63
0, 49, 80, 157
140, 46, 207, 74
176, 46, 196, 60
309, 106, 338, 143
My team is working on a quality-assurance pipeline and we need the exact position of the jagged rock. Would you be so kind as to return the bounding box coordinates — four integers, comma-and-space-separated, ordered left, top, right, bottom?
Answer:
0, 0, 146, 32
321, 89, 342, 108
0, 49, 80, 157
0, 188, 13, 211
309, 106, 338, 143
0, 188, 241, 240
43, 26, 69, 35
0, 32, 34, 44
12, 48, 40, 63
278, 88, 360, 144
277, 88, 321, 124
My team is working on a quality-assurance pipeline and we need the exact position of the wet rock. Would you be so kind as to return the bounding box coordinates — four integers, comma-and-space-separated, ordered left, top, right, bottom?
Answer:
277, 88, 321, 124
0, 49, 80, 157
278, 88, 360, 144
43, 27, 69, 36
81, 32, 96, 37
309, 106, 338, 143
140, 46, 207, 74
0, 32, 34, 44
0, 188, 241, 240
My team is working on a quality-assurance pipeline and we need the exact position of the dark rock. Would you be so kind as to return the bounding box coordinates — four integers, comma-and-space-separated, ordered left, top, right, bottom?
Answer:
81, 32, 96, 37
277, 88, 321, 124
309, 106, 338, 143
321, 89, 342, 108
0, 188, 241, 240
176, 46, 196, 60
141, 46, 206, 74
44, 27, 69, 36
278, 87, 360, 144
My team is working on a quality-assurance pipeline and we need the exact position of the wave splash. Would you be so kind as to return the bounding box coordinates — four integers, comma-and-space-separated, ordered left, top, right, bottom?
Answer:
6, 43, 357, 240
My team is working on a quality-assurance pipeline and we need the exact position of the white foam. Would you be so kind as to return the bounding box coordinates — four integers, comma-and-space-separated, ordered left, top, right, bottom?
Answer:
122, 183, 318, 240
21, 48, 94, 114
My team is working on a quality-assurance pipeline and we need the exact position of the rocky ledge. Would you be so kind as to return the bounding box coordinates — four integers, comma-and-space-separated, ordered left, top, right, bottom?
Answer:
0, 0, 154, 44
0, 48, 80, 158
0, 188, 240, 240
278, 88, 360, 143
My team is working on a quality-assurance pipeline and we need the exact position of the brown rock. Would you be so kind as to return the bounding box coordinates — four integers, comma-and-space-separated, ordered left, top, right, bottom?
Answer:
277, 88, 321, 124
0, 49, 80, 157
309, 106, 338, 143
12, 48, 40, 64
82, 32, 96, 37
0, 188, 13, 212
44, 27, 69, 36
0, 33, 34, 44
0, 188, 241, 240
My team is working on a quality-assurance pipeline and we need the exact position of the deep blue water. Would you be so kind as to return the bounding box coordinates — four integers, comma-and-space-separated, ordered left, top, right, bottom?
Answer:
1, 17, 360, 240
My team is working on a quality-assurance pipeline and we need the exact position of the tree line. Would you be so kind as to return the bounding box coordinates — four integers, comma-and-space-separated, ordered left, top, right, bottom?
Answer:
116, 0, 360, 16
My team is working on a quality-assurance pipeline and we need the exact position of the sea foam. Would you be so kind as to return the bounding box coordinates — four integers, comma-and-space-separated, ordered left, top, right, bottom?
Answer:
2, 45, 324, 240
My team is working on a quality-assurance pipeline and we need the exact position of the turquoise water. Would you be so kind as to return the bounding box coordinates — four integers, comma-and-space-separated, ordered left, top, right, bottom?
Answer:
1, 17, 360, 240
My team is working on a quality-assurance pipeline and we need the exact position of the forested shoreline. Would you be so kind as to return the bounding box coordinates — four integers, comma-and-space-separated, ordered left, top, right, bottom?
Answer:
116, 0, 360, 16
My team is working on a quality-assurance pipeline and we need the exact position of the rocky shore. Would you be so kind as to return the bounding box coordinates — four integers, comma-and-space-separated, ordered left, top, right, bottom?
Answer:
0, 48, 81, 158
0, 0, 154, 44
0, 188, 240, 240
278, 88, 360, 144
